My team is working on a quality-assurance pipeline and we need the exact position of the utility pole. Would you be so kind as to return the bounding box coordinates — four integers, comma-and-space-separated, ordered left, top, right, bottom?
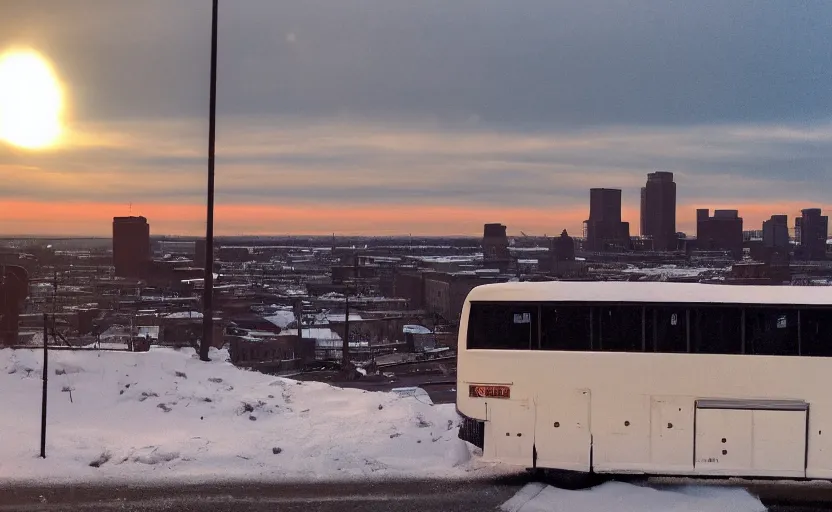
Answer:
294, 299, 303, 338
342, 294, 350, 365
40, 313, 48, 458
200, 0, 219, 362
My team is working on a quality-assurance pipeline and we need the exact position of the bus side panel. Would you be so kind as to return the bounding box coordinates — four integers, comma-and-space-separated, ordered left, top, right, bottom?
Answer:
592, 394, 651, 473
806, 408, 832, 479
483, 399, 535, 467
534, 389, 591, 472
750, 409, 806, 477
649, 396, 694, 472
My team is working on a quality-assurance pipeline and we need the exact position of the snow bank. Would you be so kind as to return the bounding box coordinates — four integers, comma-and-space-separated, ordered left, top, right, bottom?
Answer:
501, 481, 766, 512
0, 346, 484, 485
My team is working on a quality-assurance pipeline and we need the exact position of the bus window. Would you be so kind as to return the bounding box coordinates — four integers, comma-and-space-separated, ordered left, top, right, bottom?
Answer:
691, 307, 742, 354
597, 305, 643, 352
800, 308, 832, 357
466, 302, 538, 350
539, 305, 591, 351
649, 307, 688, 353
745, 308, 799, 356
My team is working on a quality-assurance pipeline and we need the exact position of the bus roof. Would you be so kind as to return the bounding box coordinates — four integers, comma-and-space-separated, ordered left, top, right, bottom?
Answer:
466, 281, 832, 306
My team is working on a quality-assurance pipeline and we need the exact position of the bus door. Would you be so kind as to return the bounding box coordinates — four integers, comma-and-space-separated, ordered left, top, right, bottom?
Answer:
533, 389, 592, 472
484, 397, 536, 467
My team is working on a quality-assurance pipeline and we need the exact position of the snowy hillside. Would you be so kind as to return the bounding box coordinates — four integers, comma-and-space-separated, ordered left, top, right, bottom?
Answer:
0, 347, 484, 484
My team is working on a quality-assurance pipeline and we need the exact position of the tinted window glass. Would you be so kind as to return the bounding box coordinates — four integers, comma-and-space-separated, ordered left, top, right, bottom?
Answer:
467, 302, 538, 350
540, 305, 591, 351
800, 308, 832, 357
691, 307, 742, 354
597, 305, 643, 352
648, 307, 688, 352
745, 308, 799, 356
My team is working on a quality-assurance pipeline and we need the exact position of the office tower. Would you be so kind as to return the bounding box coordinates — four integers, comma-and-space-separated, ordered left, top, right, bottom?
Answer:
696, 209, 743, 259
584, 188, 631, 251
797, 208, 829, 261
762, 215, 789, 249
640, 172, 677, 251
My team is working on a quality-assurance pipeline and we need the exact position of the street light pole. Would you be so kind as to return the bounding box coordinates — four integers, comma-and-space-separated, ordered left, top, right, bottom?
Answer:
200, 0, 219, 362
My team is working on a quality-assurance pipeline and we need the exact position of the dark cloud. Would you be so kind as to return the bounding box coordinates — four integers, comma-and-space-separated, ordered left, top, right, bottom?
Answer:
2, 118, 831, 210
2, 0, 831, 127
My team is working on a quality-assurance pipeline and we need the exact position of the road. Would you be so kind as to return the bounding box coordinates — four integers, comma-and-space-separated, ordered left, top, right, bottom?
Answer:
298, 372, 457, 404
0, 479, 518, 512
4, 476, 832, 511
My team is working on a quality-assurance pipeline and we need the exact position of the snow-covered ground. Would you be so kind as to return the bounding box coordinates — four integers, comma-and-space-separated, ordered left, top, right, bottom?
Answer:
264, 309, 295, 329
501, 481, 766, 512
621, 264, 713, 279
0, 346, 490, 485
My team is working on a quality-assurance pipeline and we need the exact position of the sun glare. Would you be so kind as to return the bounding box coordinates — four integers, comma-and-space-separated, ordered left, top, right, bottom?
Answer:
0, 49, 64, 149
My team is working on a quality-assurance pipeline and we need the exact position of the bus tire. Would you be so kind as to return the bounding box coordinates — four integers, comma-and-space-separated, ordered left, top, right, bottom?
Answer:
531, 468, 605, 490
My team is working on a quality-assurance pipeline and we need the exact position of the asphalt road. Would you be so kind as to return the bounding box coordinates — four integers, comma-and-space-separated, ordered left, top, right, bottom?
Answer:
4, 476, 832, 511
0, 479, 518, 512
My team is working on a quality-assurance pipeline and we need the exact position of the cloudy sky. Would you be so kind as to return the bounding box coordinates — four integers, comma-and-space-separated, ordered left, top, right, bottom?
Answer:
1, 0, 831, 236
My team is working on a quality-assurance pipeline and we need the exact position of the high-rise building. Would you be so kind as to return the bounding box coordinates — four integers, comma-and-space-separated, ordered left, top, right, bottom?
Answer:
112, 216, 151, 278
795, 217, 802, 245
482, 223, 510, 271
639, 171, 677, 251
696, 209, 743, 259
797, 208, 828, 261
584, 188, 631, 251
762, 215, 789, 249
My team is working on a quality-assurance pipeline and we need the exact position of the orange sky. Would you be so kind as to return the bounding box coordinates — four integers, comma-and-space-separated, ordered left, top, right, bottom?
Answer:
0, 199, 822, 237
3, 113, 830, 238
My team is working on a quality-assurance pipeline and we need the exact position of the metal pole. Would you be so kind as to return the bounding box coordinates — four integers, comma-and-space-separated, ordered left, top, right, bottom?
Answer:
343, 294, 350, 364
200, 0, 219, 362
40, 313, 48, 458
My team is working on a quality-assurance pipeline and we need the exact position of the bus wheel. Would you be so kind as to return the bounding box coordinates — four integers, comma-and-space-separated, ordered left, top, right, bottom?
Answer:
532, 469, 605, 490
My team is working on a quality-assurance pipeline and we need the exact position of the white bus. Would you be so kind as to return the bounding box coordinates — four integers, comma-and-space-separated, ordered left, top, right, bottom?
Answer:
456, 281, 832, 482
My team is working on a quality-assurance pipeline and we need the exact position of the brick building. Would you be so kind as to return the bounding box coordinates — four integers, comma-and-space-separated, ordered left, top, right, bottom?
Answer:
482, 223, 510, 272
112, 216, 150, 278
0, 265, 27, 345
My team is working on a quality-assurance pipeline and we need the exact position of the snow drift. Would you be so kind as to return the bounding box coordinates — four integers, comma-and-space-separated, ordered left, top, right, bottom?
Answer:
0, 346, 481, 484
501, 481, 766, 512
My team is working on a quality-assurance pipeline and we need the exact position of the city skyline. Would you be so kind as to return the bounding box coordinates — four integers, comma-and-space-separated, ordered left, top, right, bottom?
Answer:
2, 1, 832, 236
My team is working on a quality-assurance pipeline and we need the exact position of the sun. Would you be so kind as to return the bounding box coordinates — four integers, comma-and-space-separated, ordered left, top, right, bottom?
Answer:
0, 49, 64, 149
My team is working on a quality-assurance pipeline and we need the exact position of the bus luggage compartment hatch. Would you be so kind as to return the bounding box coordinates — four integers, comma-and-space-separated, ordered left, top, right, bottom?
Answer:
693, 398, 807, 478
